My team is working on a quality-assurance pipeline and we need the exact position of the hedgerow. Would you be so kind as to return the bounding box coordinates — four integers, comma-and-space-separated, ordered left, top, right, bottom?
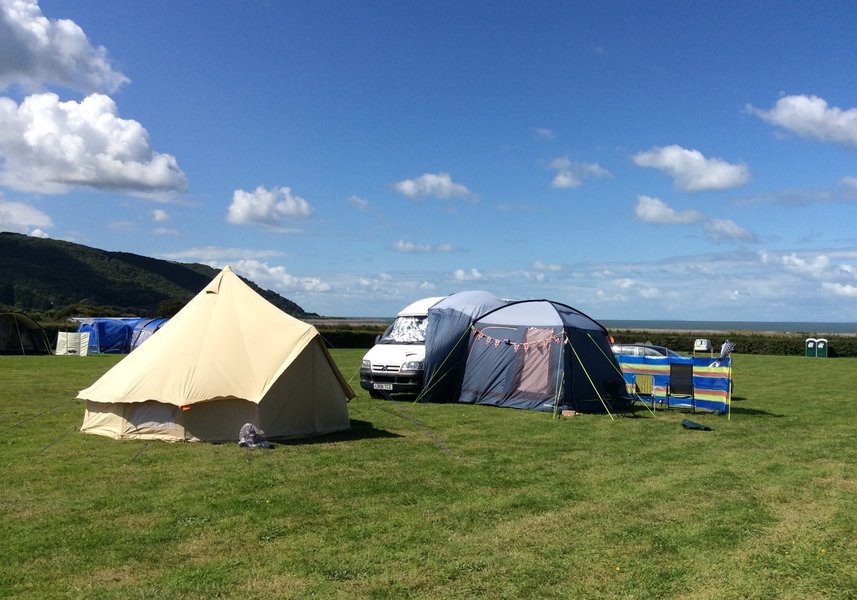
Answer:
607, 330, 856, 357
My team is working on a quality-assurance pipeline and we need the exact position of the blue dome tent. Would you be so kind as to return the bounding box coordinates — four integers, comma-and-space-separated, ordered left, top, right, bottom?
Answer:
76, 318, 144, 354
457, 300, 631, 413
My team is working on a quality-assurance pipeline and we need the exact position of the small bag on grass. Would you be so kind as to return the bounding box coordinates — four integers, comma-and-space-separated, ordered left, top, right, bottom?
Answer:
239, 423, 272, 449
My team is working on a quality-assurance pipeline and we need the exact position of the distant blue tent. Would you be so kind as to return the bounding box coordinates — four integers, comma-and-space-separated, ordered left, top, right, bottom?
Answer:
130, 317, 169, 351
458, 300, 631, 413
77, 318, 144, 354
421, 291, 507, 403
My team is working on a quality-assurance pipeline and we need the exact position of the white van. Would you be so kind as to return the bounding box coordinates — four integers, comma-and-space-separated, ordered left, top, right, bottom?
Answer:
359, 296, 446, 397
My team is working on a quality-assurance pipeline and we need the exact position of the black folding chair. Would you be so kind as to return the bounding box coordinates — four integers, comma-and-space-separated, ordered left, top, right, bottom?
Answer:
668, 362, 694, 412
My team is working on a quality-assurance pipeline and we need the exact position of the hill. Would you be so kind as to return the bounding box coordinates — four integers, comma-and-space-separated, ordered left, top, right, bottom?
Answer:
0, 232, 317, 318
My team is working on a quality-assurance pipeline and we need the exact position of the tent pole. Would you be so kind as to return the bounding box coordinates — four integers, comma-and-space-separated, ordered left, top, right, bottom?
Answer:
727, 357, 733, 420
552, 331, 564, 418
13, 314, 24, 355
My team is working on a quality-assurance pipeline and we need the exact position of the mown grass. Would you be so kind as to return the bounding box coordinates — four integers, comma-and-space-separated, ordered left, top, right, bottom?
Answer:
1, 351, 855, 599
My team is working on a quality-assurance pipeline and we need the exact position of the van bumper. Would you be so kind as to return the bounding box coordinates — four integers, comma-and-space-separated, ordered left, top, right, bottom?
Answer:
359, 369, 424, 394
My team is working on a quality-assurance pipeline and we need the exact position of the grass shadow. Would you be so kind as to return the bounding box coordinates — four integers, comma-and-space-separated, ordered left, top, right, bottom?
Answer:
271, 419, 401, 446
619, 402, 784, 419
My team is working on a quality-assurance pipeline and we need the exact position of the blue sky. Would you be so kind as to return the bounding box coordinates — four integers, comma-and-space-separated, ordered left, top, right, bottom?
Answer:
2, 0, 857, 320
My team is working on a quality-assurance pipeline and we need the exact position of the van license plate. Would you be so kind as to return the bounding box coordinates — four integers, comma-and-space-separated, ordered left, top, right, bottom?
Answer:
374, 383, 393, 391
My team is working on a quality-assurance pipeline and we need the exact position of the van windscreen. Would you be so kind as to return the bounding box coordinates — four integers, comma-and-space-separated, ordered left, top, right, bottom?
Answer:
379, 316, 428, 344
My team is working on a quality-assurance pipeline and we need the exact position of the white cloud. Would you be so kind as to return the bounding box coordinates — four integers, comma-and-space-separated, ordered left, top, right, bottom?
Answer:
393, 172, 471, 199
347, 195, 368, 210
226, 186, 313, 226
29, 227, 48, 238
0, 93, 187, 194
760, 250, 846, 281
394, 240, 453, 253
160, 246, 285, 262
609, 278, 660, 300
704, 218, 757, 243
822, 282, 857, 297
632, 144, 750, 191
532, 260, 562, 272
0, 0, 128, 93
548, 157, 572, 171
747, 94, 857, 147
552, 170, 581, 189
634, 195, 704, 224
231, 259, 330, 293
753, 250, 857, 310
0, 197, 52, 233
452, 267, 483, 281
548, 156, 611, 189
780, 252, 831, 279
533, 127, 555, 140
839, 176, 857, 192
152, 227, 178, 236
152, 209, 169, 223
395, 240, 429, 253
581, 163, 611, 178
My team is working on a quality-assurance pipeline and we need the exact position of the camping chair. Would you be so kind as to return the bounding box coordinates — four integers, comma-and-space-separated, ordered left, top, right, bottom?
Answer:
633, 373, 659, 411
634, 373, 653, 402
667, 363, 695, 412
635, 374, 653, 396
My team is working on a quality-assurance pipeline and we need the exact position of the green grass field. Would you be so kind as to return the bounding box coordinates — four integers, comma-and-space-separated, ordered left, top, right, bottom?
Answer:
1, 351, 855, 599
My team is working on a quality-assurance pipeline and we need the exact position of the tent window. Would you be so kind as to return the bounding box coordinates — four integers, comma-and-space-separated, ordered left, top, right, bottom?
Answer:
516, 327, 554, 395
127, 402, 179, 432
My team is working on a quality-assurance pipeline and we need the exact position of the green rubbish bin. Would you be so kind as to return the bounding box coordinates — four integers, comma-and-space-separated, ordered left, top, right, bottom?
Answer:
805, 338, 817, 357
816, 338, 828, 358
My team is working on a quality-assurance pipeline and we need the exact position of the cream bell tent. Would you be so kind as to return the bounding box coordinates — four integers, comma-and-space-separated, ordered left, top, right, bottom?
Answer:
78, 266, 354, 442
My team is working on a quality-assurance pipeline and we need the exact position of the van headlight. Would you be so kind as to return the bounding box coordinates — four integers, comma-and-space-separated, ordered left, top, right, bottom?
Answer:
361, 359, 371, 369
401, 360, 424, 372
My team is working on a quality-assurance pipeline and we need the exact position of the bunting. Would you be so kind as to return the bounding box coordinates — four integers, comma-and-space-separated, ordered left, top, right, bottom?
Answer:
470, 325, 561, 353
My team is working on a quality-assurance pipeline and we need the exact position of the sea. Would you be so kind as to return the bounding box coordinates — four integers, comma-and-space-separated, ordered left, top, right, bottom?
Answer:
599, 320, 857, 335
338, 317, 857, 335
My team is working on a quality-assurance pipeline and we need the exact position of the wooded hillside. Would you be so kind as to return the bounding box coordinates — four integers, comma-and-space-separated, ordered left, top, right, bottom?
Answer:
0, 232, 316, 318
